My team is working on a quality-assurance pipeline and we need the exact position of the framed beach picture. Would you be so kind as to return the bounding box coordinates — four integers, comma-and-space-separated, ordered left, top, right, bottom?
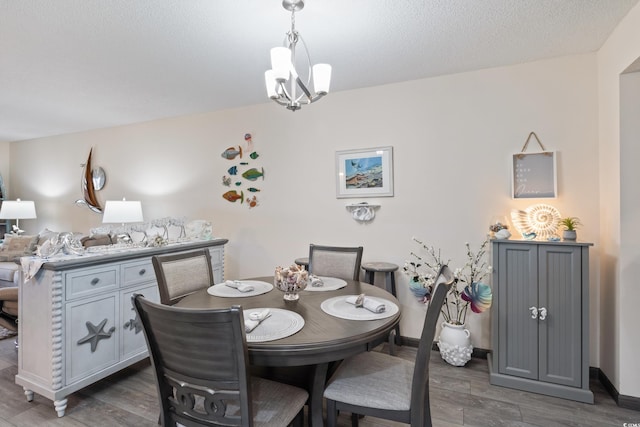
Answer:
336, 146, 394, 198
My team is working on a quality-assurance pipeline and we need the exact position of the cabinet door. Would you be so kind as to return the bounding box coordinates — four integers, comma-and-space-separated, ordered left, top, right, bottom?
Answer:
65, 294, 119, 384
538, 245, 582, 387
497, 243, 539, 380
120, 283, 160, 359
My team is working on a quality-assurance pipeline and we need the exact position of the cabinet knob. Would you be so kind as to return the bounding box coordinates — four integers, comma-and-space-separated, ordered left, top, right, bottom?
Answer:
90, 278, 100, 285
139, 269, 146, 276
539, 307, 548, 321
529, 306, 538, 319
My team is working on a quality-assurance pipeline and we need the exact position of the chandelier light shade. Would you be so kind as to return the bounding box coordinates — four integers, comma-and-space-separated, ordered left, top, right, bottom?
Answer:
0, 198, 37, 234
102, 199, 144, 224
265, 0, 332, 111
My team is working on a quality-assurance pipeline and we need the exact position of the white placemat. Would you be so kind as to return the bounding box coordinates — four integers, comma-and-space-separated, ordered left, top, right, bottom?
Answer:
244, 308, 305, 342
207, 280, 273, 297
321, 295, 399, 320
303, 276, 347, 292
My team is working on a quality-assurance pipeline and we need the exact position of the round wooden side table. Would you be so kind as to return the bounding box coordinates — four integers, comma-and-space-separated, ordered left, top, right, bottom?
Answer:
361, 261, 398, 296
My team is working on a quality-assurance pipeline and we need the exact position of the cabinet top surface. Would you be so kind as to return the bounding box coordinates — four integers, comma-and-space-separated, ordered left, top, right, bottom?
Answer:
491, 239, 593, 247
39, 238, 228, 271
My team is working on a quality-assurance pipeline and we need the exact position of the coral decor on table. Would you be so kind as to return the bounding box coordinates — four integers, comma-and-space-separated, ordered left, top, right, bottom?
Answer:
274, 264, 309, 301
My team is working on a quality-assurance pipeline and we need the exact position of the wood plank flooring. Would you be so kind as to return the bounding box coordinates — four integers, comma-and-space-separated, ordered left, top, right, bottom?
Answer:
0, 337, 637, 426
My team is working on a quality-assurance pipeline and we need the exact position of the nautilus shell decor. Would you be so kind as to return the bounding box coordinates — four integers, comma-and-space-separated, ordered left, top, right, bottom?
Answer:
510, 204, 561, 239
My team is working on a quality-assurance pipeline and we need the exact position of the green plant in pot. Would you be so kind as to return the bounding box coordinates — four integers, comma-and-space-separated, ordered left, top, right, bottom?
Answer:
560, 216, 581, 241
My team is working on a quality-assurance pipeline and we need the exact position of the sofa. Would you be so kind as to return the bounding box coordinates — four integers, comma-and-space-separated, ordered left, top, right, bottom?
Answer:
0, 234, 39, 287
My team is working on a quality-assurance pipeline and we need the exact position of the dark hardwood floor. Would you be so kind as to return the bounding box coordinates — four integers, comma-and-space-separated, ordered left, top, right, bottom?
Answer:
0, 336, 637, 426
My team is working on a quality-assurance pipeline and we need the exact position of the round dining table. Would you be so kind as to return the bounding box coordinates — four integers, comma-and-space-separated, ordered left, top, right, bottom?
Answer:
176, 276, 401, 427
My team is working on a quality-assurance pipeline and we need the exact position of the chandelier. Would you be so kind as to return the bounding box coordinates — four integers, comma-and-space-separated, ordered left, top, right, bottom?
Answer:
264, 0, 332, 111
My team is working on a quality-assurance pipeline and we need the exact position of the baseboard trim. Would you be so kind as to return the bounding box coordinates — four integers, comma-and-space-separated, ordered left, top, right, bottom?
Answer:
401, 336, 490, 359
596, 367, 640, 411
401, 336, 640, 411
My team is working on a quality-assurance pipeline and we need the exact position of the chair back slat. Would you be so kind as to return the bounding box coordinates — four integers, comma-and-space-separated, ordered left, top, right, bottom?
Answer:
133, 295, 252, 426
152, 249, 215, 305
411, 264, 455, 425
308, 244, 363, 281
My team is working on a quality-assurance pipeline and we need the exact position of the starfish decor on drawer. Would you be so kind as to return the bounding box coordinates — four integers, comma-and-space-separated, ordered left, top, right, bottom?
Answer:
77, 318, 116, 352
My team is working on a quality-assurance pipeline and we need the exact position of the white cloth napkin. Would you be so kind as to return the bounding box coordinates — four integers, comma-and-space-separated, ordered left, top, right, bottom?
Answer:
225, 280, 255, 293
244, 309, 271, 333
345, 295, 386, 313
309, 275, 324, 287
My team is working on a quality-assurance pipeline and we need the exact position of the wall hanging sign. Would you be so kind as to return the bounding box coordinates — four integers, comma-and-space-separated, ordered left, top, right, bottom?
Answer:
512, 132, 556, 199
336, 146, 394, 198
221, 133, 262, 209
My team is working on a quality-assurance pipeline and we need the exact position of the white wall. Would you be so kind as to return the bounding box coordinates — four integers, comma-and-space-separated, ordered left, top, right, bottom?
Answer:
0, 142, 9, 192
9, 54, 599, 356
597, 1, 640, 399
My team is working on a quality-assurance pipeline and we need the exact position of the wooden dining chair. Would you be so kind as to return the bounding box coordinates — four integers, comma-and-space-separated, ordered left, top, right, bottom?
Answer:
323, 264, 456, 427
307, 244, 363, 281
132, 295, 308, 427
151, 248, 214, 305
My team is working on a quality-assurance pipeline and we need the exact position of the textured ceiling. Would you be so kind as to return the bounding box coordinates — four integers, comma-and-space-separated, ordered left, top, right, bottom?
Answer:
1, 0, 638, 142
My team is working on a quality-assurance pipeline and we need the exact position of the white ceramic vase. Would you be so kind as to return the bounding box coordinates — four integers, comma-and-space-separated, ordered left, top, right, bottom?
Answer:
438, 322, 473, 366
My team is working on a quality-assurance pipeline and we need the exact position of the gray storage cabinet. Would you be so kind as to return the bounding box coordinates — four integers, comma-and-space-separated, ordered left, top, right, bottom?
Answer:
488, 239, 593, 403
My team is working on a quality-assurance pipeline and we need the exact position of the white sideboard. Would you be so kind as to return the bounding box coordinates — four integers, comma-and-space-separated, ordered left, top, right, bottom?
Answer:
16, 239, 228, 417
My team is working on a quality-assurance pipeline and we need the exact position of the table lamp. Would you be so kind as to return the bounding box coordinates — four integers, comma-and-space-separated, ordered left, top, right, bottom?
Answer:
102, 198, 143, 243
102, 198, 143, 225
0, 199, 37, 235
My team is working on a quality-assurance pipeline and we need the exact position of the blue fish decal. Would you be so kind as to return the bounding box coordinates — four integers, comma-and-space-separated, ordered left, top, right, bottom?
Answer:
228, 166, 238, 175
221, 146, 242, 160
247, 187, 261, 192
235, 182, 242, 186
242, 167, 264, 181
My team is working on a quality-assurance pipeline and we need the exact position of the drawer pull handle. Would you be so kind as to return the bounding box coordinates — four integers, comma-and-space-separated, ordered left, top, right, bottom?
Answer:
90, 278, 100, 285
139, 269, 146, 276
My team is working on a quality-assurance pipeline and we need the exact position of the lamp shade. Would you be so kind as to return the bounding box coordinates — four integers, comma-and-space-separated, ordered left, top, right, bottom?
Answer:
0, 199, 37, 220
270, 47, 292, 82
102, 200, 143, 224
312, 63, 332, 94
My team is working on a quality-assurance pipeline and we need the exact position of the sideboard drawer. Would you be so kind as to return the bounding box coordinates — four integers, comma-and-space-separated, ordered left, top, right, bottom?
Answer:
121, 260, 154, 287
65, 266, 119, 300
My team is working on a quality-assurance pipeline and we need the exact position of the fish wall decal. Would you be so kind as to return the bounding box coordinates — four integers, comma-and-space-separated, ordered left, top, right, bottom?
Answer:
222, 190, 244, 203
221, 146, 242, 160
242, 167, 264, 181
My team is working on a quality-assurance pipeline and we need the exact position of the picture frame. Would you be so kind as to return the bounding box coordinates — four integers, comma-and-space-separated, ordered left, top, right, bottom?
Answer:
336, 146, 394, 198
511, 151, 557, 198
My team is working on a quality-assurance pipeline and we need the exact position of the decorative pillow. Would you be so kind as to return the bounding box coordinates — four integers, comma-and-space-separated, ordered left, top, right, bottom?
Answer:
1, 234, 39, 255
81, 234, 114, 248
0, 250, 28, 262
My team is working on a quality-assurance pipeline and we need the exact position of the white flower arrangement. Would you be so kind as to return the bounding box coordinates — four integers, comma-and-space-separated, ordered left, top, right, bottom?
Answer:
403, 237, 493, 325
